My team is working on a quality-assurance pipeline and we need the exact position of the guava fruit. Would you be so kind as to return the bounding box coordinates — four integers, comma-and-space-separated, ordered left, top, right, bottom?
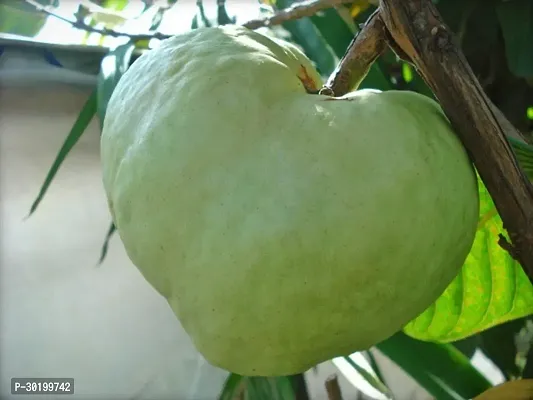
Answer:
100, 25, 480, 377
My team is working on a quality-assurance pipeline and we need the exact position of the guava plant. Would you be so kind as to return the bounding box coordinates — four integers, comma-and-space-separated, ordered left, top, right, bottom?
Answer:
17, 0, 533, 399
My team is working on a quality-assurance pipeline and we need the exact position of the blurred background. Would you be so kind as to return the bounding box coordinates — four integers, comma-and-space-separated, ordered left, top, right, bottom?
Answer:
1, 0, 532, 399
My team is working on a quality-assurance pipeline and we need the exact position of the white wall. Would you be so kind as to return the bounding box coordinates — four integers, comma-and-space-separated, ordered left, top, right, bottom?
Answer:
0, 85, 233, 399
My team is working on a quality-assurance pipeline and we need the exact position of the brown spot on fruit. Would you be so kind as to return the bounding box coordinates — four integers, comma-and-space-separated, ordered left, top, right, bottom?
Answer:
297, 64, 319, 93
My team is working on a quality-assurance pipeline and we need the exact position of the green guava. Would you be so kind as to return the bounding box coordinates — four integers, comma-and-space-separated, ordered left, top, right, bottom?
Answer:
100, 25, 480, 377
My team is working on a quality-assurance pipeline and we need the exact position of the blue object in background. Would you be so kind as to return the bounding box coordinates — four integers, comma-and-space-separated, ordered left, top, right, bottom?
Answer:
43, 49, 63, 67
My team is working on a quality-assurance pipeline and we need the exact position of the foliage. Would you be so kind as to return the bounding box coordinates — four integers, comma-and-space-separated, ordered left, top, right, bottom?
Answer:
4, 0, 533, 399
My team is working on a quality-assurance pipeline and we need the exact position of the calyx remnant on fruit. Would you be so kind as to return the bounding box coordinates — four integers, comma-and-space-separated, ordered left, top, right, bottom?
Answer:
101, 25, 480, 377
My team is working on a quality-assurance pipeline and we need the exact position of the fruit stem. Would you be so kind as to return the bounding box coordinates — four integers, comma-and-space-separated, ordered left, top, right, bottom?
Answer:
321, 9, 387, 97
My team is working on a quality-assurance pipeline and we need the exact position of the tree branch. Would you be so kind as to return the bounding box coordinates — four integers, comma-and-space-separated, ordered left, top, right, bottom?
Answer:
320, 9, 387, 96
24, 0, 355, 42
24, 0, 168, 41
244, 0, 354, 30
324, 375, 344, 400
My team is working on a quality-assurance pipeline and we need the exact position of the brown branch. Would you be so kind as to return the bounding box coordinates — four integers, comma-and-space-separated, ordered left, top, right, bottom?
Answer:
324, 375, 344, 400
320, 9, 387, 96
24, 0, 168, 41
24, 0, 355, 42
244, 0, 355, 30
375, 0, 533, 283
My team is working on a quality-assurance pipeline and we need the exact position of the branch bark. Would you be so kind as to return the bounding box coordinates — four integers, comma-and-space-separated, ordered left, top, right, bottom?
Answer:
244, 0, 354, 30
321, 9, 387, 96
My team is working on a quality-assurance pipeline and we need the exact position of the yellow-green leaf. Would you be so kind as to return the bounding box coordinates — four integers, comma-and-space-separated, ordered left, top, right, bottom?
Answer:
404, 174, 533, 342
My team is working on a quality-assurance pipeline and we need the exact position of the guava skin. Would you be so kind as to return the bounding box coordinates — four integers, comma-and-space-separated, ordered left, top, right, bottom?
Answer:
101, 25, 480, 376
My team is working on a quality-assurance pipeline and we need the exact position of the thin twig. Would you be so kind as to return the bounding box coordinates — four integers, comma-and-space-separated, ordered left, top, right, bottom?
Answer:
244, 0, 355, 30
320, 9, 387, 96
324, 375, 344, 400
24, 0, 356, 42
24, 0, 168, 40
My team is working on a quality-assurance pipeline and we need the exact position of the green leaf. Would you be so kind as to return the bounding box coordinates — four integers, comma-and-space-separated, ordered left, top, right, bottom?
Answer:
333, 353, 393, 399
149, 8, 166, 31
307, 7, 356, 58
244, 376, 295, 400
217, 0, 235, 25
404, 174, 533, 343
272, 0, 337, 76
0, 0, 48, 37
218, 373, 244, 400
98, 222, 116, 265
97, 42, 136, 129
218, 374, 295, 400
101, 0, 129, 11
191, 0, 212, 30
496, 0, 533, 78
376, 332, 492, 400
27, 90, 97, 217
452, 334, 481, 359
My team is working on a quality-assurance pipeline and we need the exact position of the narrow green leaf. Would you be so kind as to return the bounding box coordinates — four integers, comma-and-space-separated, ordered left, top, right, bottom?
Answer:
288, 374, 309, 400
218, 373, 244, 400
333, 354, 393, 399
244, 376, 294, 400
149, 8, 166, 31
217, 0, 235, 25
98, 222, 116, 265
0, 0, 48, 37
191, 0, 212, 30
364, 350, 387, 388
27, 90, 97, 217
272, 0, 336, 76
496, 0, 533, 78
404, 174, 533, 343
278, 376, 297, 399
307, 7, 356, 57
245, 377, 270, 400
452, 334, 481, 360
97, 42, 136, 129
376, 332, 492, 400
